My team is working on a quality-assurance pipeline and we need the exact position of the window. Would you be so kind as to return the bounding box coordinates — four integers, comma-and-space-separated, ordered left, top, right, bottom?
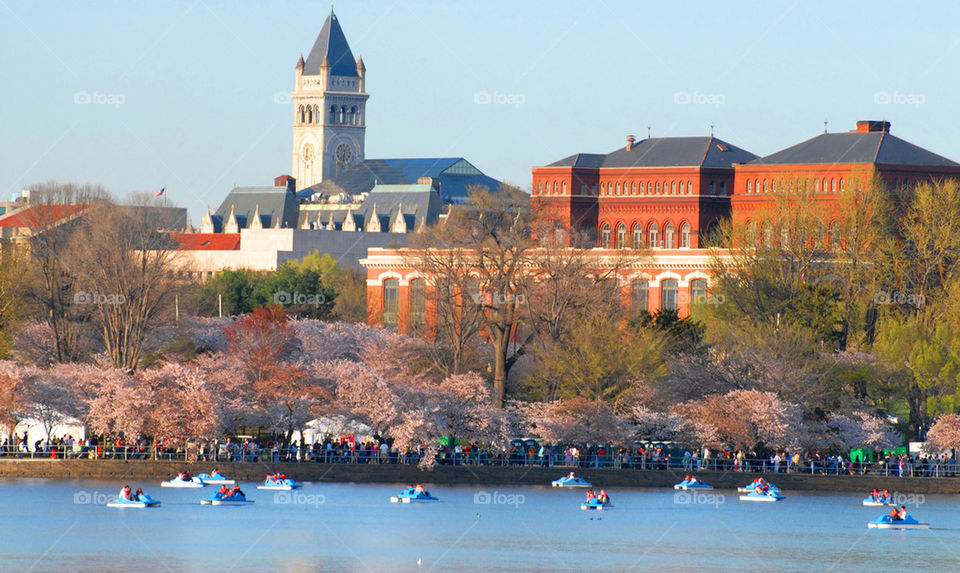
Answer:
661, 279, 678, 311
348, 106, 357, 125
630, 181, 636, 195
746, 180, 752, 194
687, 181, 693, 194
680, 223, 691, 248
690, 278, 707, 305
639, 181, 645, 194
600, 182, 606, 195
633, 224, 643, 249
813, 179, 819, 193
553, 181, 558, 194
616, 223, 626, 249
581, 183, 587, 195
840, 179, 845, 192
562, 181, 567, 194
709, 181, 715, 195
382, 278, 399, 326
763, 179, 769, 193
670, 181, 676, 195
720, 181, 726, 195
616, 182, 621, 195
664, 223, 675, 248
409, 278, 426, 327
299, 105, 305, 123
632, 279, 648, 314
600, 223, 611, 248
830, 178, 836, 193
537, 182, 543, 194
649, 222, 659, 248
656, 182, 661, 194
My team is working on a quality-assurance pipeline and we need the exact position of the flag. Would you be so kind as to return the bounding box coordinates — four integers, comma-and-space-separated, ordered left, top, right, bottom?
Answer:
154, 187, 166, 197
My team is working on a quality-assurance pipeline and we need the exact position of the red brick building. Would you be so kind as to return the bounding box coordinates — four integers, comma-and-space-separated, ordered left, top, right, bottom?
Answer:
361, 121, 960, 332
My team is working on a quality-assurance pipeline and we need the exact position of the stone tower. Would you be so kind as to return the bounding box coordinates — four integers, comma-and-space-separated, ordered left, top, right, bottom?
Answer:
291, 8, 368, 190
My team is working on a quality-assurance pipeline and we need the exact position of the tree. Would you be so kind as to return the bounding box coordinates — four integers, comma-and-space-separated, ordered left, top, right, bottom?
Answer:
518, 397, 631, 445
137, 363, 219, 455
224, 306, 298, 384
925, 413, 960, 451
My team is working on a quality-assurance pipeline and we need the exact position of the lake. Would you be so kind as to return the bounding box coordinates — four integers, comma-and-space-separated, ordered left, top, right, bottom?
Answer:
1, 477, 957, 572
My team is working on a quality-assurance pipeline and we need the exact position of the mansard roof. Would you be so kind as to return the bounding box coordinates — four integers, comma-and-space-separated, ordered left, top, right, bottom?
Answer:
547, 137, 758, 169
215, 185, 299, 230
748, 131, 960, 168
296, 182, 442, 231
303, 10, 358, 77
301, 157, 501, 203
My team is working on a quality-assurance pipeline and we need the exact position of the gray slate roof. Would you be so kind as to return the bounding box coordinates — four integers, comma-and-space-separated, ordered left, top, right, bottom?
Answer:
749, 131, 960, 167
214, 186, 299, 230
303, 11, 358, 77
298, 183, 443, 231
548, 137, 757, 169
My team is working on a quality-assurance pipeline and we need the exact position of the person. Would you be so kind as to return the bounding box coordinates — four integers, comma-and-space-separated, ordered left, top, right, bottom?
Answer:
414, 483, 426, 494
212, 468, 221, 477
585, 489, 595, 502
265, 473, 275, 484
119, 485, 132, 501
218, 485, 230, 499
898, 506, 907, 520
232, 484, 245, 497
135, 488, 144, 500
882, 489, 891, 502
598, 490, 610, 504
870, 488, 879, 501
567, 472, 575, 479
890, 506, 902, 521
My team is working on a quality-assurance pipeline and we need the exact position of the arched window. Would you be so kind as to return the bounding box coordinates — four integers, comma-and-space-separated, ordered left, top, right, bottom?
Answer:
561, 181, 567, 194
660, 279, 678, 311
687, 181, 693, 194
709, 181, 715, 195
349, 106, 357, 125
581, 183, 588, 195
664, 223, 675, 248
382, 278, 399, 326
338, 106, 346, 123
632, 279, 648, 314
720, 181, 726, 195
813, 179, 819, 193
840, 179, 845, 192
680, 223, 691, 248
306, 106, 313, 123
649, 222, 659, 248
616, 223, 626, 249
537, 182, 543, 195
329, 105, 337, 123
600, 223, 611, 248
630, 181, 636, 195
690, 278, 708, 305
830, 178, 836, 193
632, 224, 643, 249
763, 179, 769, 193
615, 182, 621, 195
409, 278, 426, 327
746, 180, 753, 194
639, 181, 645, 194
655, 182, 661, 194
299, 105, 305, 123
600, 182, 605, 195
670, 181, 676, 195
553, 181, 558, 194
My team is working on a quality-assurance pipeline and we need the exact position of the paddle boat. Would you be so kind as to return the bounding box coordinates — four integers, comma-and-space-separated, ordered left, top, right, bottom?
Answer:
390, 485, 438, 503
674, 476, 714, 490
862, 494, 895, 507
737, 479, 781, 494
581, 489, 612, 510
160, 473, 205, 488
200, 486, 254, 506
868, 514, 929, 529
739, 489, 786, 502
106, 490, 160, 508
256, 474, 302, 490
195, 470, 235, 485
551, 473, 592, 488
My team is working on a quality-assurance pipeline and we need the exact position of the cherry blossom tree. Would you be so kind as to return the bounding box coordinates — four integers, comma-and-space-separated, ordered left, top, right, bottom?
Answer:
137, 363, 219, 452
671, 390, 804, 450
925, 413, 960, 451
518, 397, 631, 445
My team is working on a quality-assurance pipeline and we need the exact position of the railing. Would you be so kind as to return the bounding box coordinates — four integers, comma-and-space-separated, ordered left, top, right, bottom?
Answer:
1, 445, 957, 478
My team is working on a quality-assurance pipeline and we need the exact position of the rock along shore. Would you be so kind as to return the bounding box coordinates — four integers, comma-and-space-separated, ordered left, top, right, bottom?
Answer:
1, 460, 959, 494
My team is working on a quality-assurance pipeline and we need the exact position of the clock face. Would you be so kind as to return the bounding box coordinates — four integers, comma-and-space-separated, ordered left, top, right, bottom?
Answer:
335, 143, 353, 164
301, 145, 313, 164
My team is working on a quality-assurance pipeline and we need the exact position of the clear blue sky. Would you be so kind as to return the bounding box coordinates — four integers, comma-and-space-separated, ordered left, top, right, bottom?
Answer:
2, 0, 959, 224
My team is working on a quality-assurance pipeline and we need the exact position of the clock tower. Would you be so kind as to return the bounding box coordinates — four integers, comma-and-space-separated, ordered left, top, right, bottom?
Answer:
291, 8, 368, 190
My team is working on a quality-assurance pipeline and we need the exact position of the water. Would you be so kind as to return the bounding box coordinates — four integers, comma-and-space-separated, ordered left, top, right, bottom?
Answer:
1, 478, 958, 572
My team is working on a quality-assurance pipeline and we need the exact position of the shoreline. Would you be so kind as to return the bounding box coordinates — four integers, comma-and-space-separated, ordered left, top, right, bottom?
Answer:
1, 460, 959, 494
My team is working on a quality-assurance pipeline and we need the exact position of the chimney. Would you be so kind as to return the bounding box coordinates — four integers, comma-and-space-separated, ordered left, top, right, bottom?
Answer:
856, 120, 891, 133
274, 175, 296, 192
626, 135, 636, 151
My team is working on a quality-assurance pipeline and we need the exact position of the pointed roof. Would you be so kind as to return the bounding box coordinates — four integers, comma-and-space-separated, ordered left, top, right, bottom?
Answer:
249, 204, 263, 229
748, 130, 960, 167
303, 10, 359, 77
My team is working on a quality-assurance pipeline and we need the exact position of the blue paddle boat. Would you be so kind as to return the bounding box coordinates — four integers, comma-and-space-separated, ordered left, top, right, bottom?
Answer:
862, 495, 894, 507
581, 491, 613, 511
737, 479, 780, 494
200, 490, 254, 506
107, 493, 160, 508
739, 489, 785, 502
160, 473, 204, 488
390, 485, 438, 503
196, 470, 235, 485
868, 514, 928, 529
256, 474, 302, 491
552, 473, 592, 488
674, 477, 714, 490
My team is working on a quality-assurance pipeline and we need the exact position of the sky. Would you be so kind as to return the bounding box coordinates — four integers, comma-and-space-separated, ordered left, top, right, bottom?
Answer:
2, 0, 960, 224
